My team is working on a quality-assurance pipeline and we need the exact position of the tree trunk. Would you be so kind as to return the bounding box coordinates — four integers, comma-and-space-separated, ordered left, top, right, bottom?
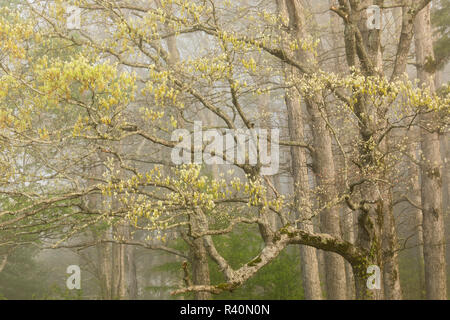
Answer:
342, 207, 356, 299
189, 209, 212, 300
277, 0, 323, 300
284, 84, 323, 300
116, 223, 138, 300
306, 95, 347, 300
381, 191, 402, 299
407, 128, 425, 298
280, 0, 348, 300
414, 4, 447, 300
345, 2, 402, 299
190, 237, 212, 300
97, 229, 114, 299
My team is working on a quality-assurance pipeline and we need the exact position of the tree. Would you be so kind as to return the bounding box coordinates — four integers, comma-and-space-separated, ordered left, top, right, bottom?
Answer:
0, 0, 448, 300
414, 3, 448, 300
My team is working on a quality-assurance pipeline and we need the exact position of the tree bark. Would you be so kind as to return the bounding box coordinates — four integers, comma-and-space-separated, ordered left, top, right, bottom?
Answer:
277, 0, 324, 300
407, 128, 426, 298
414, 4, 447, 300
285, 88, 323, 300
341, 207, 356, 299
190, 238, 212, 300
190, 211, 212, 300
280, 0, 348, 300
306, 96, 347, 300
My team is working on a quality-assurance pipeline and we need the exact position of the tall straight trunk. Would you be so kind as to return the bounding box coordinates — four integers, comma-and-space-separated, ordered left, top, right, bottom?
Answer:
86, 153, 115, 300
116, 223, 138, 299
96, 227, 115, 299
306, 96, 347, 300
414, 4, 447, 300
93, 145, 138, 300
328, 1, 355, 299
342, 207, 356, 299
277, 0, 324, 300
407, 128, 425, 298
259, 91, 279, 229
96, 225, 138, 300
112, 142, 138, 300
381, 189, 402, 299
97, 244, 112, 299
285, 87, 323, 300
283, 0, 347, 299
